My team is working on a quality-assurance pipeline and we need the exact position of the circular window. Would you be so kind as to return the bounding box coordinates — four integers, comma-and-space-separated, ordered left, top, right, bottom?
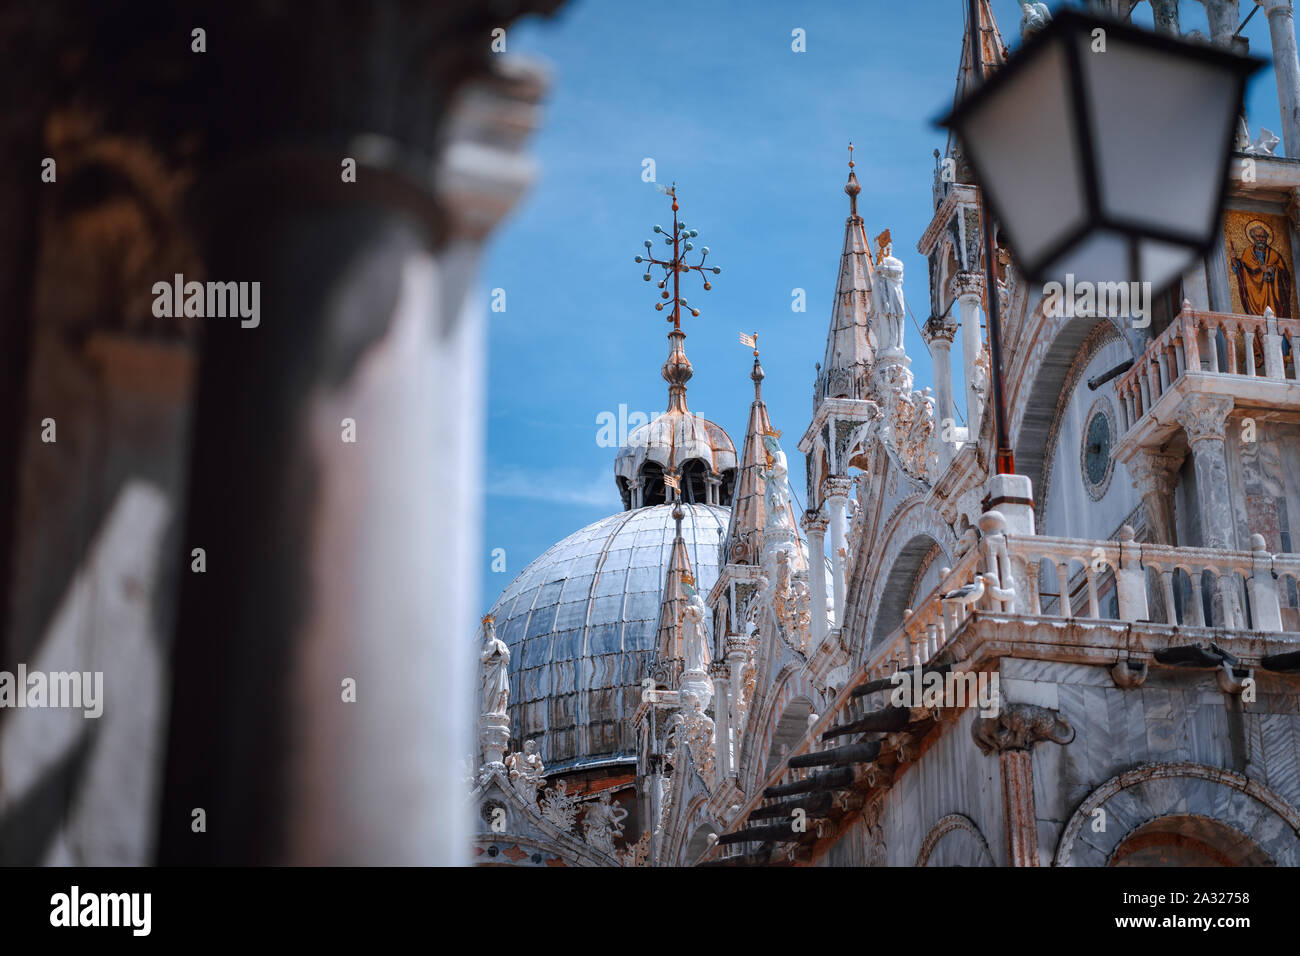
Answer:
1080, 397, 1115, 500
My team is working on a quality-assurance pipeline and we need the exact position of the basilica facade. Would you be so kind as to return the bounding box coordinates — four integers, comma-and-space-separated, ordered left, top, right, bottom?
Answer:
472, 0, 1300, 867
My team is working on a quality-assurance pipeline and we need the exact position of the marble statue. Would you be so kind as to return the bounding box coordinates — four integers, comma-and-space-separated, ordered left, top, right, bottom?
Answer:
762, 433, 792, 518
871, 240, 906, 355
480, 617, 510, 717
505, 738, 546, 802
682, 592, 712, 676
1020, 2, 1050, 40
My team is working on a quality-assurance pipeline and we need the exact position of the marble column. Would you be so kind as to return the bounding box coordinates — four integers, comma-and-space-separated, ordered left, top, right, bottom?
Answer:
1207, 237, 1232, 314
1175, 394, 1236, 550
1182, 260, 1211, 312
923, 312, 960, 469
1258, 0, 1300, 159
1200, 0, 1241, 46
1151, 0, 1181, 34
823, 477, 854, 629
972, 703, 1075, 867
711, 664, 731, 783
1175, 394, 1240, 626
705, 473, 722, 507
952, 273, 985, 439
802, 510, 830, 646
157, 48, 550, 865
1128, 450, 1182, 545
726, 638, 750, 757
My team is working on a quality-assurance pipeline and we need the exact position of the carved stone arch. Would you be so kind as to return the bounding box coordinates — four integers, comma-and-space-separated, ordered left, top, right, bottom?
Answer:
1007, 301, 1135, 515
915, 813, 995, 867
1034, 321, 1125, 530
683, 821, 719, 866
842, 422, 875, 474
661, 789, 713, 867
807, 442, 830, 510
740, 665, 823, 795
1054, 762, 1300, 867
843, 496, 955, 661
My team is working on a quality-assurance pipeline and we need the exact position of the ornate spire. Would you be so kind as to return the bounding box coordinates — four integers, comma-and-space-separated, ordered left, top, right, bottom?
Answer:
816, 147, 876, 409
654, 500, 696, 669
723, 342, 803, 567
942, 0, 1010, 190
957, 0, 1009, 98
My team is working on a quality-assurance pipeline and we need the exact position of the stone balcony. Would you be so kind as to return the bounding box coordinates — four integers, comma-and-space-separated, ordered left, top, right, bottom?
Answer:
1113, 303, 1300, 455
700, 516, 1300, 866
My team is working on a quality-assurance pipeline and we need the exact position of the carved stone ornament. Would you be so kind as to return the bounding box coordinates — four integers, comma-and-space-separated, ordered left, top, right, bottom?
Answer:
678, 689, 717, 785
1174, 393, 1233, 445
581, 790, 629, 857
971, 702, 1075, 756
539, 778, 580, 832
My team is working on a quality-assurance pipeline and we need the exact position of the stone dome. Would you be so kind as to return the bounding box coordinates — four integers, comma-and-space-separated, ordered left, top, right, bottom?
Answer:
489, 503, 728, 773
614, 411, 737, 507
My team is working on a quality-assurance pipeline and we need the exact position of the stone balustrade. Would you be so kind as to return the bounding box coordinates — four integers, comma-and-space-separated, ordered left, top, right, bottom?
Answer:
703, 518, 1300, 865
1115, 303, 1300, 434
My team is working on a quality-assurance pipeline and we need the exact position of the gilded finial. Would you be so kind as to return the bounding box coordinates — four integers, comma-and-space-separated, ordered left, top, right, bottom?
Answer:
844, 141, 861, 215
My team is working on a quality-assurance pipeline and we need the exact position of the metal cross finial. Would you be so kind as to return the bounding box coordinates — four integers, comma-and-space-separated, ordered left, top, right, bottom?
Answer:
634, 185, 722, 331
848, 141, 855, 169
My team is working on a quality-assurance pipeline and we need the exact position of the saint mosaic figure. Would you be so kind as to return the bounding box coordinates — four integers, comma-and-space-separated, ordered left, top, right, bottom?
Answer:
1231, 219, 1293, 318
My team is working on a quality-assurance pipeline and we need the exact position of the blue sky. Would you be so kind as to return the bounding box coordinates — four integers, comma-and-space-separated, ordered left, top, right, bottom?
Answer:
478, 0, 1285, 608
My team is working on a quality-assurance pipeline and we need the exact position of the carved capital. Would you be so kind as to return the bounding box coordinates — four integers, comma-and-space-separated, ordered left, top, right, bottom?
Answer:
1128, 450, 1182, 497
971, 703, 1074, 756
801, 510, 829, 535
922, 313, 959, 345
950, 270, 984, 303
821, 476, 854, 504
1174, 393, 1233, 444
1255, 0, 1294, 18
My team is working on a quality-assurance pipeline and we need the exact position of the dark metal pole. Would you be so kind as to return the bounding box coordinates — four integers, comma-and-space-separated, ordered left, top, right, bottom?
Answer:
967, 0, 1016, 475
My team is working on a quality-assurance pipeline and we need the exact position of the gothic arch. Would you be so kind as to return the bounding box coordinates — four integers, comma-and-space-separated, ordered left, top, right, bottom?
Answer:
766, 696, 815, 770
1034, 321, 1124, 528
844, 496, 955, 660
683, 822, 719, 866
915, 813, 995, 867
742, 665, 824, 795
1007, 302, 1136, 513
1054, 762, 1300, 867
661, 790, 714, 867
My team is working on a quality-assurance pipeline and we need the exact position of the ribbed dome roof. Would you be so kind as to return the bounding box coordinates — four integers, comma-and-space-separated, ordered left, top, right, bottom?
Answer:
490, 503, 728, 773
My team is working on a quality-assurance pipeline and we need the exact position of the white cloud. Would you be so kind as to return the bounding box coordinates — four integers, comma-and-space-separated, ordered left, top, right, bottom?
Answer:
486, 464, 621, 510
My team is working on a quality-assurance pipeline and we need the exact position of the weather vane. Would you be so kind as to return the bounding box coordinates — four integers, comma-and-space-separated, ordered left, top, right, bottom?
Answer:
634, 183, 722, 330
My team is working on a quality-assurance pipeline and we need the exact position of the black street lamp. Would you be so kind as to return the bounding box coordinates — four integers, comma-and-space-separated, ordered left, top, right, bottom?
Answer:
941, 3, 1263, 475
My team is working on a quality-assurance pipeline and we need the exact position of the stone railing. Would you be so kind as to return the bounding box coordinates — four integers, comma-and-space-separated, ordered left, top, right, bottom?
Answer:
1115, 303, 1300, 434
864, 523, 1300, 680
702, 512, 1300, 865
864, 547, 981, 679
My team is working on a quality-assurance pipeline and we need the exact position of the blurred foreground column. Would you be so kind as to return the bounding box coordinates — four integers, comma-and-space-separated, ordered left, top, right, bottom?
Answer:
157, 8, 553, 864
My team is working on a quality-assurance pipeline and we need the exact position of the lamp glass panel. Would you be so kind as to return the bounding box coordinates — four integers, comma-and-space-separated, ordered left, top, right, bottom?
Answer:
960, 39, 1089, 269
1049, 228, 1128, 290
1077, 34, 1239, 243
1139, 238, 1197, 296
